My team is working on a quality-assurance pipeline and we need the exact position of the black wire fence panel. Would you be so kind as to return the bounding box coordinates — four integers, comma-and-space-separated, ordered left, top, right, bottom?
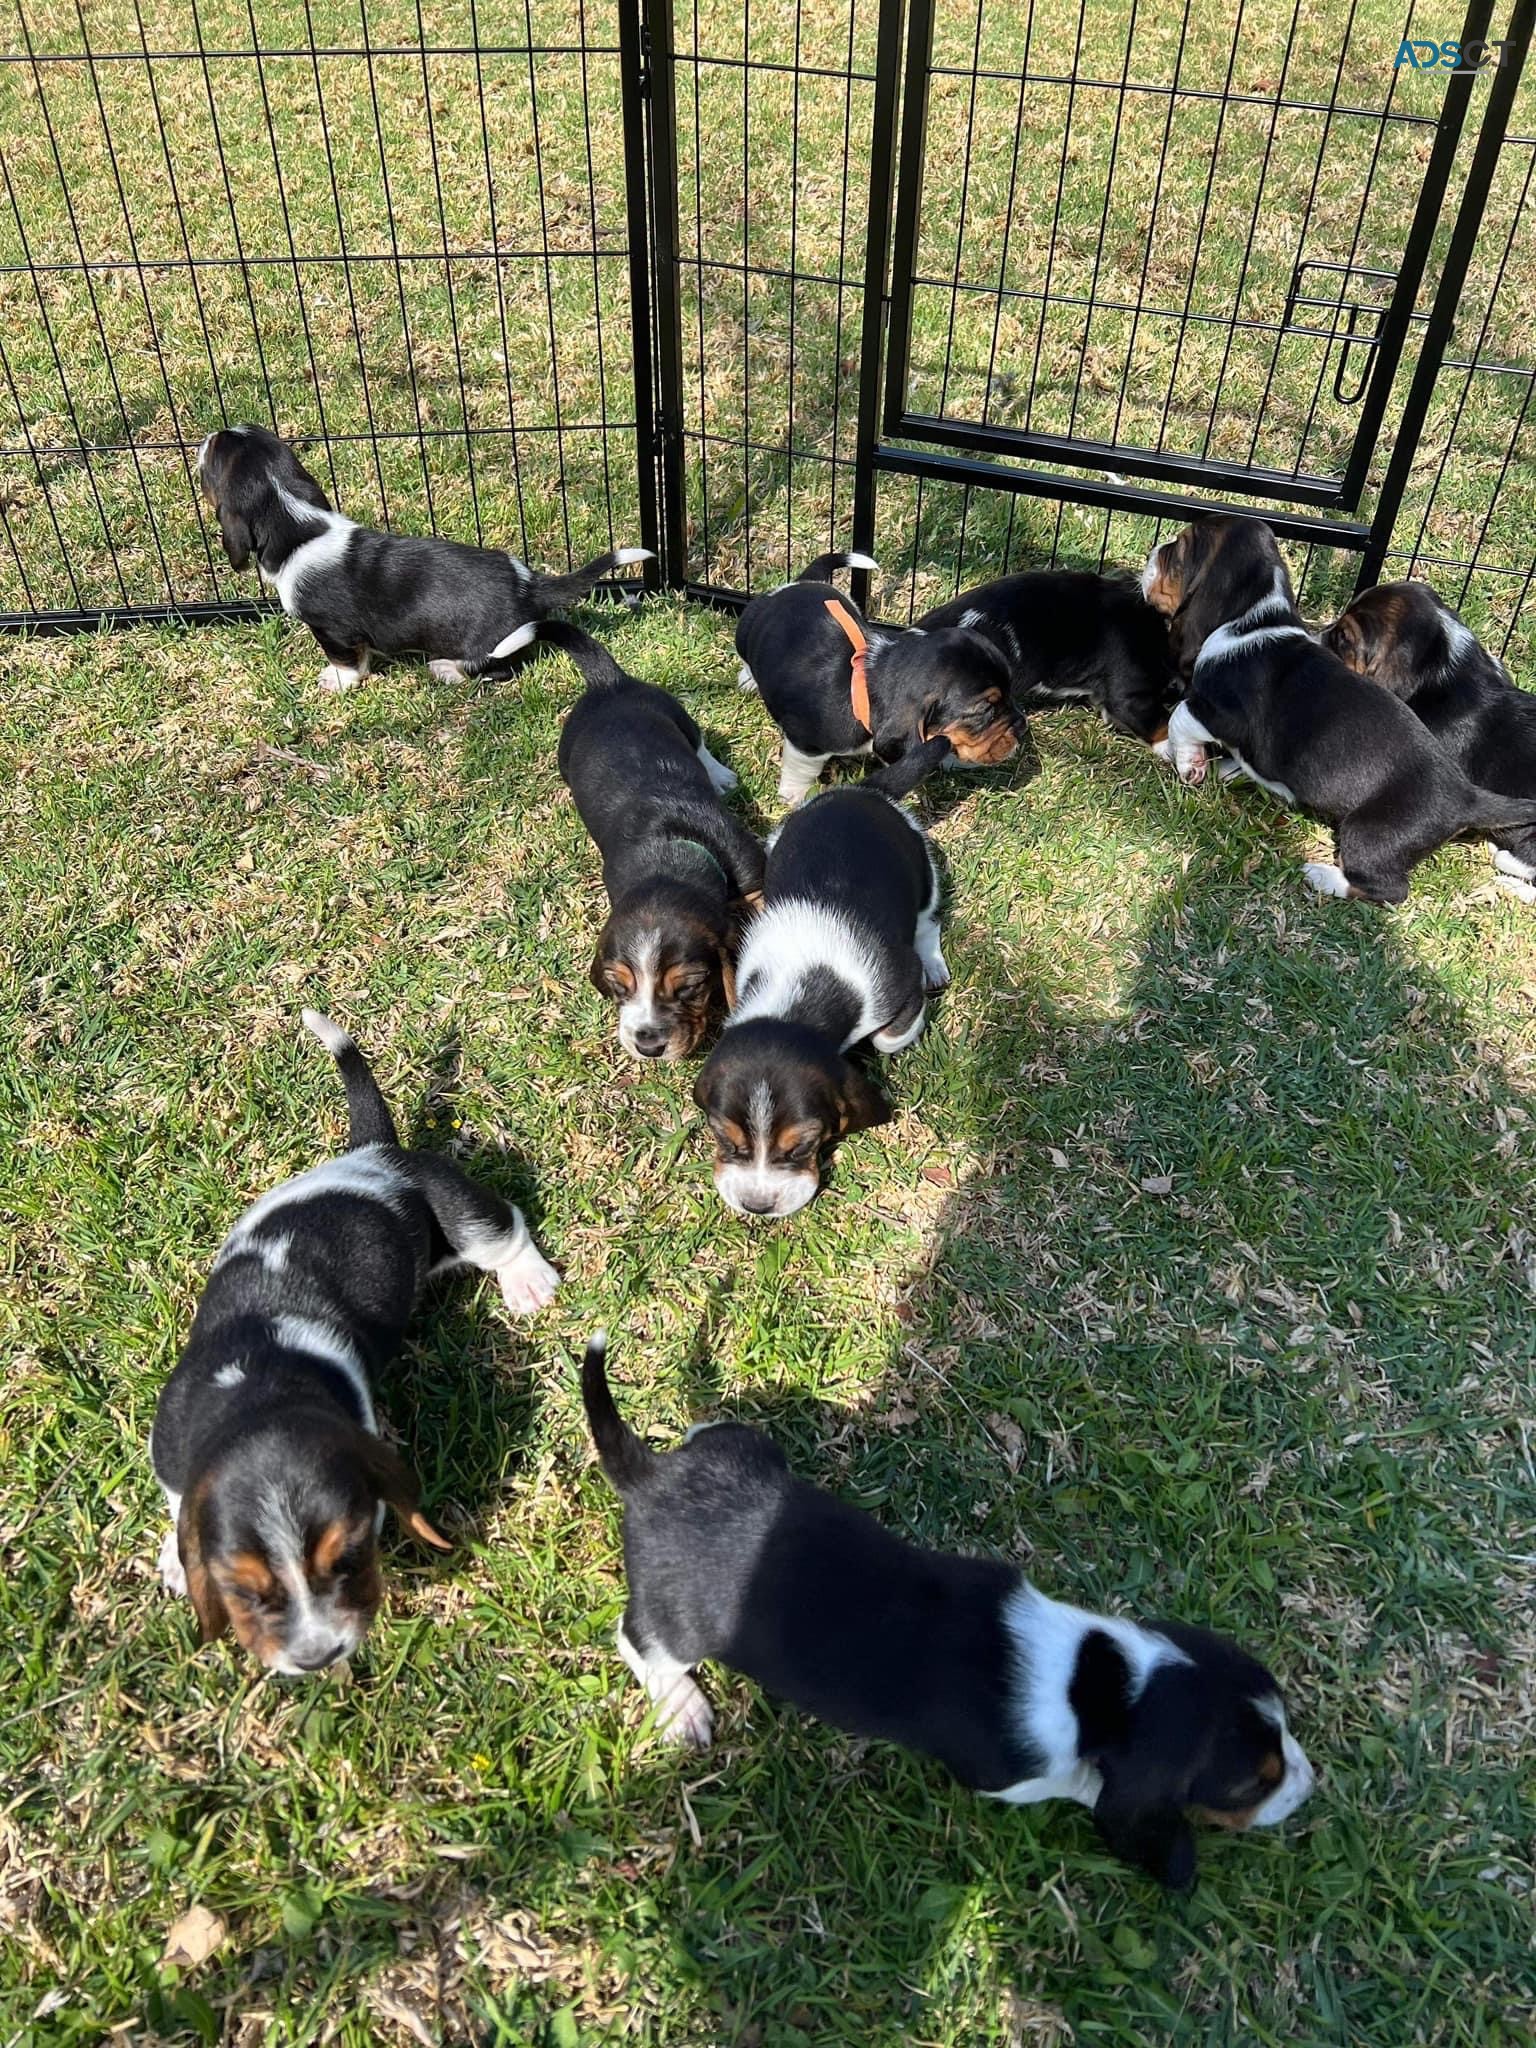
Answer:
0, 0, 1532, 666
0, 0, 644, 621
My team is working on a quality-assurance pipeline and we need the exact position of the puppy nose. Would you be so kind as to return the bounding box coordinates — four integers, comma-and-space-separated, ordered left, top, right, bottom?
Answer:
631, 1026, 669, 1056
291, 1641, 347, 1671
738, 1190, 778, 1214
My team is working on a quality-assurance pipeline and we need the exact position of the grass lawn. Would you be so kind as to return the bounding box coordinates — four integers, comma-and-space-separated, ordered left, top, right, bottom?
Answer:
4, 595, 1536, 2044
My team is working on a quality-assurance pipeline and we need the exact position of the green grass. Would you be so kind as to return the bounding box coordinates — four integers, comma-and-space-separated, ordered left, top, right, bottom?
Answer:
3, 601, 1536, 2045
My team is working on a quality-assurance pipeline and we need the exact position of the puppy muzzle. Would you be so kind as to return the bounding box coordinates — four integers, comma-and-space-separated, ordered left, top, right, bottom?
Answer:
713, 1162, 820, 1218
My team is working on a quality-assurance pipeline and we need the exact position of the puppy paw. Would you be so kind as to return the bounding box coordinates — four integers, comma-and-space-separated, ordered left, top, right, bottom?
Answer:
158, 1525, 187, 1596
653, 1673, 715, 1749
1495, 872, 1536, 905
1302, 861, 1352, 899
317, 663, 363, 693
1215, 756, 1245, 783
1150, 735, 1173, 765
736, 663, 758, 693
428, 658, 467, 683
497, 1242, 560, 1314
1176, 747, 1209, 785
922, 950, 951, 992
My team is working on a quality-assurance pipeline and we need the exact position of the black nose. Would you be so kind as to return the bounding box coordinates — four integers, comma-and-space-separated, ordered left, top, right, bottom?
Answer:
738, 1191, 777, 1214
291, 1642, 346, 1671
632, 1027, 669, 1056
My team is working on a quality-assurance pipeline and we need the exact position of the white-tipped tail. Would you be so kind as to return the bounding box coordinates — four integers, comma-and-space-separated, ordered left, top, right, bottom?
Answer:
613, 547, 655, 566
488, 619, 541, 661
846, 551, 879, 571
301, 1008, 353, 1055
588, 1326, 608, 1354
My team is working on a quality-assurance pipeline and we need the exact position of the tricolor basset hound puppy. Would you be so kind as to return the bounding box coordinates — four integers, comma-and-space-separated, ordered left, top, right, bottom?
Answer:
918, 568, 1175, 743
150, 1011, 558, 1675
537, 620, 765, 1060
198, 424, 651, 691
1322, 580, 1536, 901
735, 551, 1022, 802
1143, 515, 1536, 903
582, 1333, 1315, 1891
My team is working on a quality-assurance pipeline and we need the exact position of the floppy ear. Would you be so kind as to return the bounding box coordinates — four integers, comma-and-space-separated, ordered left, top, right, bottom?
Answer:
589, 944, 612, 996
216, 497, 254, 571
1093, 1767, 1197, 1890
870, 708, 917, 763
837, 1059, 891, 1133
718, 945, 737, 1011
177, 1494, 229, 1645
356, 1435, 453, 1552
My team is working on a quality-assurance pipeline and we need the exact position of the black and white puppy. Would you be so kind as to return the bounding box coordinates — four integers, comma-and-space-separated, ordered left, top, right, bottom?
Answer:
1321, 581, 1536, 900
692, 741, 951, 1217
1142, 515, 1536, 903
582, 1335, 1315, 1890
918, 568, 1176, 743
736, 550, 1022, 802
542, 621, 765, 1060
199, 424, 651, 691
151, 1010, 558, 1675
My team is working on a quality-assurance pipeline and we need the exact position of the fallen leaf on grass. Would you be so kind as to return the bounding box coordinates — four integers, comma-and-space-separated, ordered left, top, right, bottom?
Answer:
1139, 1174, 1174, 1195
161, 1905, 225, 1969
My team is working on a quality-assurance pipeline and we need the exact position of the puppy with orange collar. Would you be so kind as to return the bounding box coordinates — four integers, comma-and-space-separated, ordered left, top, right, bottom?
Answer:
736, 551, 1022, 802
151, 1011, 559, 1674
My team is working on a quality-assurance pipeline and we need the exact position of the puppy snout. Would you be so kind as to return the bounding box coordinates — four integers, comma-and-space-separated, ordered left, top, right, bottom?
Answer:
290, 1640, 349, 1671
630, 1024, 671, 1058
737, 1189, 779, 1214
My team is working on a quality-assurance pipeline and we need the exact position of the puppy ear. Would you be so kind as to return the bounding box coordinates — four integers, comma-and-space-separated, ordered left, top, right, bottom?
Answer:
177, 1494, 229, 1644
718, 945, 737, 1011
870, 709, 916, 764
838, 1059, 891, 1133
356, 1435, 453, 1552
216, 498, 254, 571
589, 943, 611, 996
1093, 1771, 1198, 1891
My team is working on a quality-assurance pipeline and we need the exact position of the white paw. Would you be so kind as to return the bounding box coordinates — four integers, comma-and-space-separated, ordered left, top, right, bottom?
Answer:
1150, 736, 1173, 764
158, 1524, 187, 1596
652, 1672, 715, 1749
922, 950, 950, 992
1176, 747, 1209, 785
872, 1009, 926, 1055
317, 663, 361, 693
699, 749, 738, 791
428, 658, 467, 683
1216, 756, 1245, 783
1302, 861, 1352, 899
497, 1242, 560, 1314
1495, 873, 1536, 904
737, 663, 758, 694
1491, 846, 1536, 883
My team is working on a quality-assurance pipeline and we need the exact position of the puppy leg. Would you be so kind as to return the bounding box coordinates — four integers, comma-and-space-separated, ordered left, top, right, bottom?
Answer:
914, 904, 949, 992
403, 1154, 560, 1314
778, 741, 830, 804
617, 1614, 714, 1748
1491, 845, 1536, 902
317, 641, 370, 693
737, 662, 759, 693
697, 739, 738, 792
1165, 700, 1218, 783
1307, 818, 1411, 906
428, 658, 468, 683
158, 1490, 186, 1594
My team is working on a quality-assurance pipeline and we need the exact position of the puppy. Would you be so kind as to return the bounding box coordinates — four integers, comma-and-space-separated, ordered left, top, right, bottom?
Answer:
1322, 581, 1536, 898
150, 1010, 559, 1674
918, 568, 1176, 742
735, 550, 1022, 802
692, 741, 951, 1217
1142, 515, 1536, 903
539, 621, 765, 1060
198, 424, 651, 690
582, 1334, 1315, 1890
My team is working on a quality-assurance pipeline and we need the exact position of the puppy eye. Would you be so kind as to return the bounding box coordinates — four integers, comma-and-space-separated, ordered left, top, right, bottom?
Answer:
781, 1136, 820, 1164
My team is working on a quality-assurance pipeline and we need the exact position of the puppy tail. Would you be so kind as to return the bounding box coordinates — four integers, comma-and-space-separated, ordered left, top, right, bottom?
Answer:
301, 1009, 401, 1150
582, 1331, 657, 1491
1463, 788, 1536, 834
862, 732, 954, 800
523, 546, 654, 609
797, 549, 879, 584
523, 619, 631, 693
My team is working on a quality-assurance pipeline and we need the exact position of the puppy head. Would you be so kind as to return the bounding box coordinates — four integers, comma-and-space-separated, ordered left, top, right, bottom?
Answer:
1320, 581, 1465, 696
177, 1419, 449, 1675
198, 424, 332, 571
693, 1020, 890, 1217
871, 629, 1023, 767
1075, 1622, 1314, 1890
1139, 515, 1294, 674
590, 899, 735, 1061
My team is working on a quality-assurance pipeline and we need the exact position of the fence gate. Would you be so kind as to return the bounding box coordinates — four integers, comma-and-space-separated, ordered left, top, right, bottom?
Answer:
852, 0, 1534, 584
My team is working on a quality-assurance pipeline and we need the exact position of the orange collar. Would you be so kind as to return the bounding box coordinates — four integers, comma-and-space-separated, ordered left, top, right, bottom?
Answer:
824, 597, 872, 733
